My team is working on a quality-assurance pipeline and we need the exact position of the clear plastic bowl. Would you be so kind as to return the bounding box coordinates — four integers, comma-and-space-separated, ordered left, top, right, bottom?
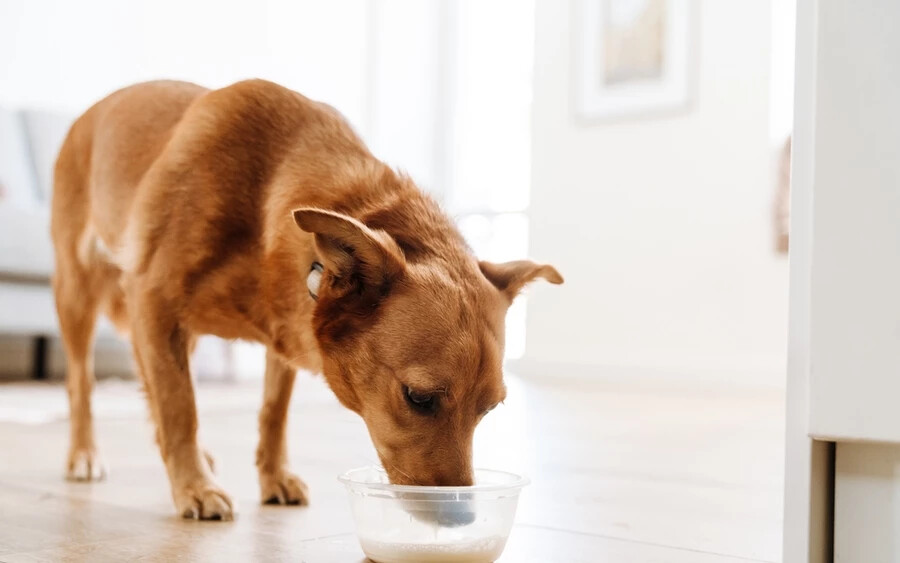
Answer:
338, 466, 528, 563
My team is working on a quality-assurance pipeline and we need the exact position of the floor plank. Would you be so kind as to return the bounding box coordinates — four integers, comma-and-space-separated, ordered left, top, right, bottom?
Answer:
0, 373, 783, 562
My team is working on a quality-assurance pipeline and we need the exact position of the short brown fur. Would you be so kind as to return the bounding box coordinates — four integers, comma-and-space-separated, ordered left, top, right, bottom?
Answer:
51, 79, 562, 519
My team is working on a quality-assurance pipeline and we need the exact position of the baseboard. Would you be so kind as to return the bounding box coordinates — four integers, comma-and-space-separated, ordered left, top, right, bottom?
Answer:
505, 358, 786, 390
0, 335, 134, 381
0, 335, 33, 380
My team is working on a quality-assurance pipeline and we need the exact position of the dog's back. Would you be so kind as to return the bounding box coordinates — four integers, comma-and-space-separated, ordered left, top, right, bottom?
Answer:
50, 81, 208, 343
52, 81, 207, 262
52, 80, 361, 334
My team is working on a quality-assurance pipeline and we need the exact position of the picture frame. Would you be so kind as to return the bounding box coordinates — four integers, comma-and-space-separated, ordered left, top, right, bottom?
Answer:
574, 0, 696, 121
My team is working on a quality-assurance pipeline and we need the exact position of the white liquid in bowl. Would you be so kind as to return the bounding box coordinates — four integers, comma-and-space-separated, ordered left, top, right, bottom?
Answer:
360, 535, 506, 563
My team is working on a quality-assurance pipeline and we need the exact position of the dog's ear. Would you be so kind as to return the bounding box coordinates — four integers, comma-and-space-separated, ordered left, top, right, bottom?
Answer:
293, 208, 406, 293
479, 260, 563, 301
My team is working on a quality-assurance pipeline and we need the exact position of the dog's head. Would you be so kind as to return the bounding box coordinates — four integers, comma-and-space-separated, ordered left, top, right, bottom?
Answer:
293, 207, 562, 486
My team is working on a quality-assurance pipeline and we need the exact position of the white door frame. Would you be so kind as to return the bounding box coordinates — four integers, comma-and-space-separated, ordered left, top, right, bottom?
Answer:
783, 1, 833, 561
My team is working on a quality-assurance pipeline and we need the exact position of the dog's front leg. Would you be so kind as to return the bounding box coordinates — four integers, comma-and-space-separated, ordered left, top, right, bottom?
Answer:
131, 292, 233, 520
256, 349, 309, 505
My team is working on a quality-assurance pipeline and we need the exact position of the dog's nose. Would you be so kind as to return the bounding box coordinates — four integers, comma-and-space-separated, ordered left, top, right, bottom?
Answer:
405, 500, 477, 528
434, 501, 476, 527
400, 492, 477, 528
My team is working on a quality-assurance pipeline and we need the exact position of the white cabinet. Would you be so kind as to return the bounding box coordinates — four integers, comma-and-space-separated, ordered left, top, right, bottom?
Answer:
787, 1, 900, 561
806, 0, 900, 443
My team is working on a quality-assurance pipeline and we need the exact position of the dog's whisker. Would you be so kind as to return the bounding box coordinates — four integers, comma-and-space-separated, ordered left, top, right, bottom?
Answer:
387, 461, 420, 486
369, 451, 420, 486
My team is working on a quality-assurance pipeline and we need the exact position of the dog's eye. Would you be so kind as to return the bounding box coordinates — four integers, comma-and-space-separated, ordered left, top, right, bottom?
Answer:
404, 386, 437, 414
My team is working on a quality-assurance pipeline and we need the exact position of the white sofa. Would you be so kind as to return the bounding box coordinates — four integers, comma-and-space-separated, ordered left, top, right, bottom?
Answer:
0, 107, 128, 378
0, 108, 67, 339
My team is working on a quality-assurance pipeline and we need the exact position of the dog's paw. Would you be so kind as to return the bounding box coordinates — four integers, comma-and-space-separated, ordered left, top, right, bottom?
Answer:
260, 470, 309, 506
66, 447, 107, 482
174, 480, 234, 521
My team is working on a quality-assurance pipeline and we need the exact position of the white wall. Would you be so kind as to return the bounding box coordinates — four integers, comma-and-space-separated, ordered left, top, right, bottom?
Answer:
522, 0, 788, 386
769, 0, 797, 143
0, 0, 468, 197
0, 0, 538, 375
0, 0, 369, 127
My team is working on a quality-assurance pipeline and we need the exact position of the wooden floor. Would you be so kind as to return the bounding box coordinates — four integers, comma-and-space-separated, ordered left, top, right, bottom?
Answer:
0, 372, 784, 562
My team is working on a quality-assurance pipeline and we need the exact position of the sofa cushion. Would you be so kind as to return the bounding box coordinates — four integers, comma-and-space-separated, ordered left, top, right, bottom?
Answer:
0, 203, 53, 279
0, 282, 57, 334
0, 108, 40, 211
22, 110, 74, 203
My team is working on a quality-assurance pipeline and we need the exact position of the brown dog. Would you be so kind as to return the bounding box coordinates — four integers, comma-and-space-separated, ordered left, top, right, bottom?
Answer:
51, 79, 562, 520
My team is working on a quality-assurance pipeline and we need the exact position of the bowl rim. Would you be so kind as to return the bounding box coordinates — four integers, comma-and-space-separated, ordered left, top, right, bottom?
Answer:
338, 465, 530, 493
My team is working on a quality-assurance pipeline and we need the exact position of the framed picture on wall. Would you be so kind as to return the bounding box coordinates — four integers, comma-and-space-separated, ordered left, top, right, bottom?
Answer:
574, 0, 696, 121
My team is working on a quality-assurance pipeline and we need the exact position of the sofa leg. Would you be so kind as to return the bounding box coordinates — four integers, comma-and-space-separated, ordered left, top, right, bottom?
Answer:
32, 335, 48, 380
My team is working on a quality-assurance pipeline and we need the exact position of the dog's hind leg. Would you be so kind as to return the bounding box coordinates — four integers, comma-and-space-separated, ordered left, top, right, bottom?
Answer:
256, 349, 308, 505
54, 256, 107, 481
52, 131, 110, 481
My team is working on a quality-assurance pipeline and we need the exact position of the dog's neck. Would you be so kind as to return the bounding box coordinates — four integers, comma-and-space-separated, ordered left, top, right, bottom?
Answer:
260, 156, 473, 366
273, 158, 471, 267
